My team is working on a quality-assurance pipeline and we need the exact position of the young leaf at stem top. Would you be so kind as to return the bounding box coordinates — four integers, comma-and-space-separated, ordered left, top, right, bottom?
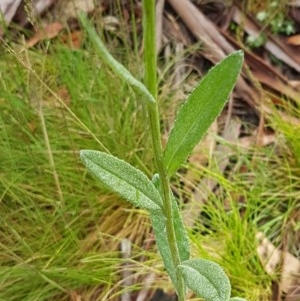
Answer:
80, 150, 163, 212
164, 51, 244, 177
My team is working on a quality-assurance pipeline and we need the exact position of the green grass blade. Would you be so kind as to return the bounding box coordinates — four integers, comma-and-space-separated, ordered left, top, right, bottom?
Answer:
78, 12, 156, 105
177, 259, 231, 301
164, 51, 244, 177
80, 150, 162, 211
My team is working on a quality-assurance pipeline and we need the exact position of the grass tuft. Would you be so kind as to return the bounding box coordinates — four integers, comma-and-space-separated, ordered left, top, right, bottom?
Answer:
0, 37, 155, 300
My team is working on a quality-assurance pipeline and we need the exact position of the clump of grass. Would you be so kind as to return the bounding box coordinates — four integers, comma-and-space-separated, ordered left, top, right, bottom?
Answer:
0, 34, 156, 300
262, 104, 300, 256
182, 114, 299, 299
180, 158, 272, 300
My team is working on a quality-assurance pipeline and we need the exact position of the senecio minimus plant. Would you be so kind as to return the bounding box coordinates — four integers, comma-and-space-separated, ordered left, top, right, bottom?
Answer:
79, 2, 247, 301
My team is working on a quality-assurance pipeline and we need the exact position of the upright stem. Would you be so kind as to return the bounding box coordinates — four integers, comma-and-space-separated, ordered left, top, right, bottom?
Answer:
142, 1, 185, 300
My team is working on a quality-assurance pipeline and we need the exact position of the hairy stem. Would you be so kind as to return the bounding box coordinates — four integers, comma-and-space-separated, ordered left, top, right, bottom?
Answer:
142, 1, 185, 300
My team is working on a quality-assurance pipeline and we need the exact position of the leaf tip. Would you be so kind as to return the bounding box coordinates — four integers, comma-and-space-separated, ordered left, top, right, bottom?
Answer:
236, 49, 244, 56
79, 149, 87, 159
80, 149, 93, 164
233, 49, 244, 64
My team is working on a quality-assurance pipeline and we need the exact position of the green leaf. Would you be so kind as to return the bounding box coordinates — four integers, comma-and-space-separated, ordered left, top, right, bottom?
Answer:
80, 150, 163, 212
150, 210, 177, 286
152, 174, 190, 261
230, 298, 248, 301
150, 208, 188, 292
177, 259, 231, 301
172, 196, 190, 262
164, 51, 244, 177
150, 174, 190, 289
151, 174, 190, 262
78, 12, 156, 105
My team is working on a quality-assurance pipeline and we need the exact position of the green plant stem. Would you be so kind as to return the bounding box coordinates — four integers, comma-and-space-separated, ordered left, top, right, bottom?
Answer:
142, 1, 185, 300
148, 105, 186, 301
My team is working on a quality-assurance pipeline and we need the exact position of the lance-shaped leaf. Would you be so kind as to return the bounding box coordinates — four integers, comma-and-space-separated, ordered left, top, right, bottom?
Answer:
150, 206, 188, 294
152, 174, 190, 262
78, 12, 155, 105
80, 150, 162, 212
150, 174, 190, 289
177, 259, 231, 301
150, 203, 190, 293
230, 298, 248, 301
150, 210, 176, 285
164, 51, 244, 177
172, 197, 190, 262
